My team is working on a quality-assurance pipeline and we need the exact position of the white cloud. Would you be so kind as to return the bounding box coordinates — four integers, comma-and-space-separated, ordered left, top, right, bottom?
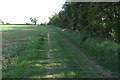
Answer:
0, 0, 65, 24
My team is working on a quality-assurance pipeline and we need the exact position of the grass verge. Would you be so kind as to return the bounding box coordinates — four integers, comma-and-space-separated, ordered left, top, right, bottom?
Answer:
54, 26, 119, 75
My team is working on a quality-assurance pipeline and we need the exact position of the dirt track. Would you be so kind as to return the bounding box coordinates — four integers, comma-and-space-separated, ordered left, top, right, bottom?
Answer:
42, 27, 117, 78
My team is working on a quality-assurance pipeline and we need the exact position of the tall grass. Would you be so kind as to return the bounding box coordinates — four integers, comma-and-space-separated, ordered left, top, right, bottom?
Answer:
3, 35, 46, 78
2, 25, 48, 78
55, 27, 119, 74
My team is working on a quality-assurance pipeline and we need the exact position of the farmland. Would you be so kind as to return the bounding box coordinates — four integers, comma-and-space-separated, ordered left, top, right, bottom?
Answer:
1, 25, 119, 78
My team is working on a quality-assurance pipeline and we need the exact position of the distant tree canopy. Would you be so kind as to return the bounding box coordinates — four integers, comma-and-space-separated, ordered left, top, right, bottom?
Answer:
48, 13, 60, 26
26, 23, 31, 25
48, 2, 120, 43
30, 17, 38, 25
6, 23, 10, 24
40, 22, 47, 25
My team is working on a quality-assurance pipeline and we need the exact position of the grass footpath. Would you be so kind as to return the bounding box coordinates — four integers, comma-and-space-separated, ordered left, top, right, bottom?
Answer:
54, 26, 119, 75
2, 25, 119, 78
38, 26, 116, 78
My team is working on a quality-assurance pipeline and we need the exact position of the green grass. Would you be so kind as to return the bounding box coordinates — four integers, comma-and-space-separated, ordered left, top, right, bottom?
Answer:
54, 26, 119, 74
38, 26, 114, 78
0, 25, 35, 31
2, 25, 47, 56
2, 25, 48, 78
48, 31, 98, 78
2, 25, 118, 78
3, 34, 47, 78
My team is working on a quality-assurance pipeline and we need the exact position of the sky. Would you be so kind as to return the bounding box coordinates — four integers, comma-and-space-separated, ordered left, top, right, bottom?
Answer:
0, 0, 65, 24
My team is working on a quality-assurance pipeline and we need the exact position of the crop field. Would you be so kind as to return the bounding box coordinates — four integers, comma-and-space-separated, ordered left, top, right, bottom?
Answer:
2, 25, 47, 77
1, 25, 119, 78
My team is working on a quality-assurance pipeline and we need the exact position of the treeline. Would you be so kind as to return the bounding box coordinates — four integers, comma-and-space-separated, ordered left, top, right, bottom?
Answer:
48, 2, 120, 43
0, 23, 34, 25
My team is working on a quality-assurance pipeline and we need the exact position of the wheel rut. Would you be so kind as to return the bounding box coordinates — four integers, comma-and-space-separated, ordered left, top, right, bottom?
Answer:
43, 28, 55, 78
54, 30, 117, 78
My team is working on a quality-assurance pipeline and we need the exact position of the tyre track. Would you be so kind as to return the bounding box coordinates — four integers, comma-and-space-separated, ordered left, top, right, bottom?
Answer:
44, 27, 55, 78
54, 30, 117, 78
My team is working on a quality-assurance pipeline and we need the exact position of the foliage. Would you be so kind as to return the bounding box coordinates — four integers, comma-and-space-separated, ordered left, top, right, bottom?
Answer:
30, 17, 38, 25
48, 2, 120, 43
0, 19, 4, 24
48, 13, 61, 26
40, 22, 47, 25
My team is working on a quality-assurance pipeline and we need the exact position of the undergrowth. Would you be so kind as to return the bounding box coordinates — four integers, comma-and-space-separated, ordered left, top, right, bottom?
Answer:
55, 27, 119, 75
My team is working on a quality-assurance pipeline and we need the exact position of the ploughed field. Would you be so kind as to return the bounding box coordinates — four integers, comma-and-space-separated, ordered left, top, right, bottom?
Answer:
1, 25, 118, 78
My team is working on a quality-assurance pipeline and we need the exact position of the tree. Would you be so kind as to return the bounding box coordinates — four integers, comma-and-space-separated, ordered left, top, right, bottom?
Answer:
30, 17, 38, 25
0, 19, 4, 24
48, 2, 120, 43
48, 13, 61, 26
